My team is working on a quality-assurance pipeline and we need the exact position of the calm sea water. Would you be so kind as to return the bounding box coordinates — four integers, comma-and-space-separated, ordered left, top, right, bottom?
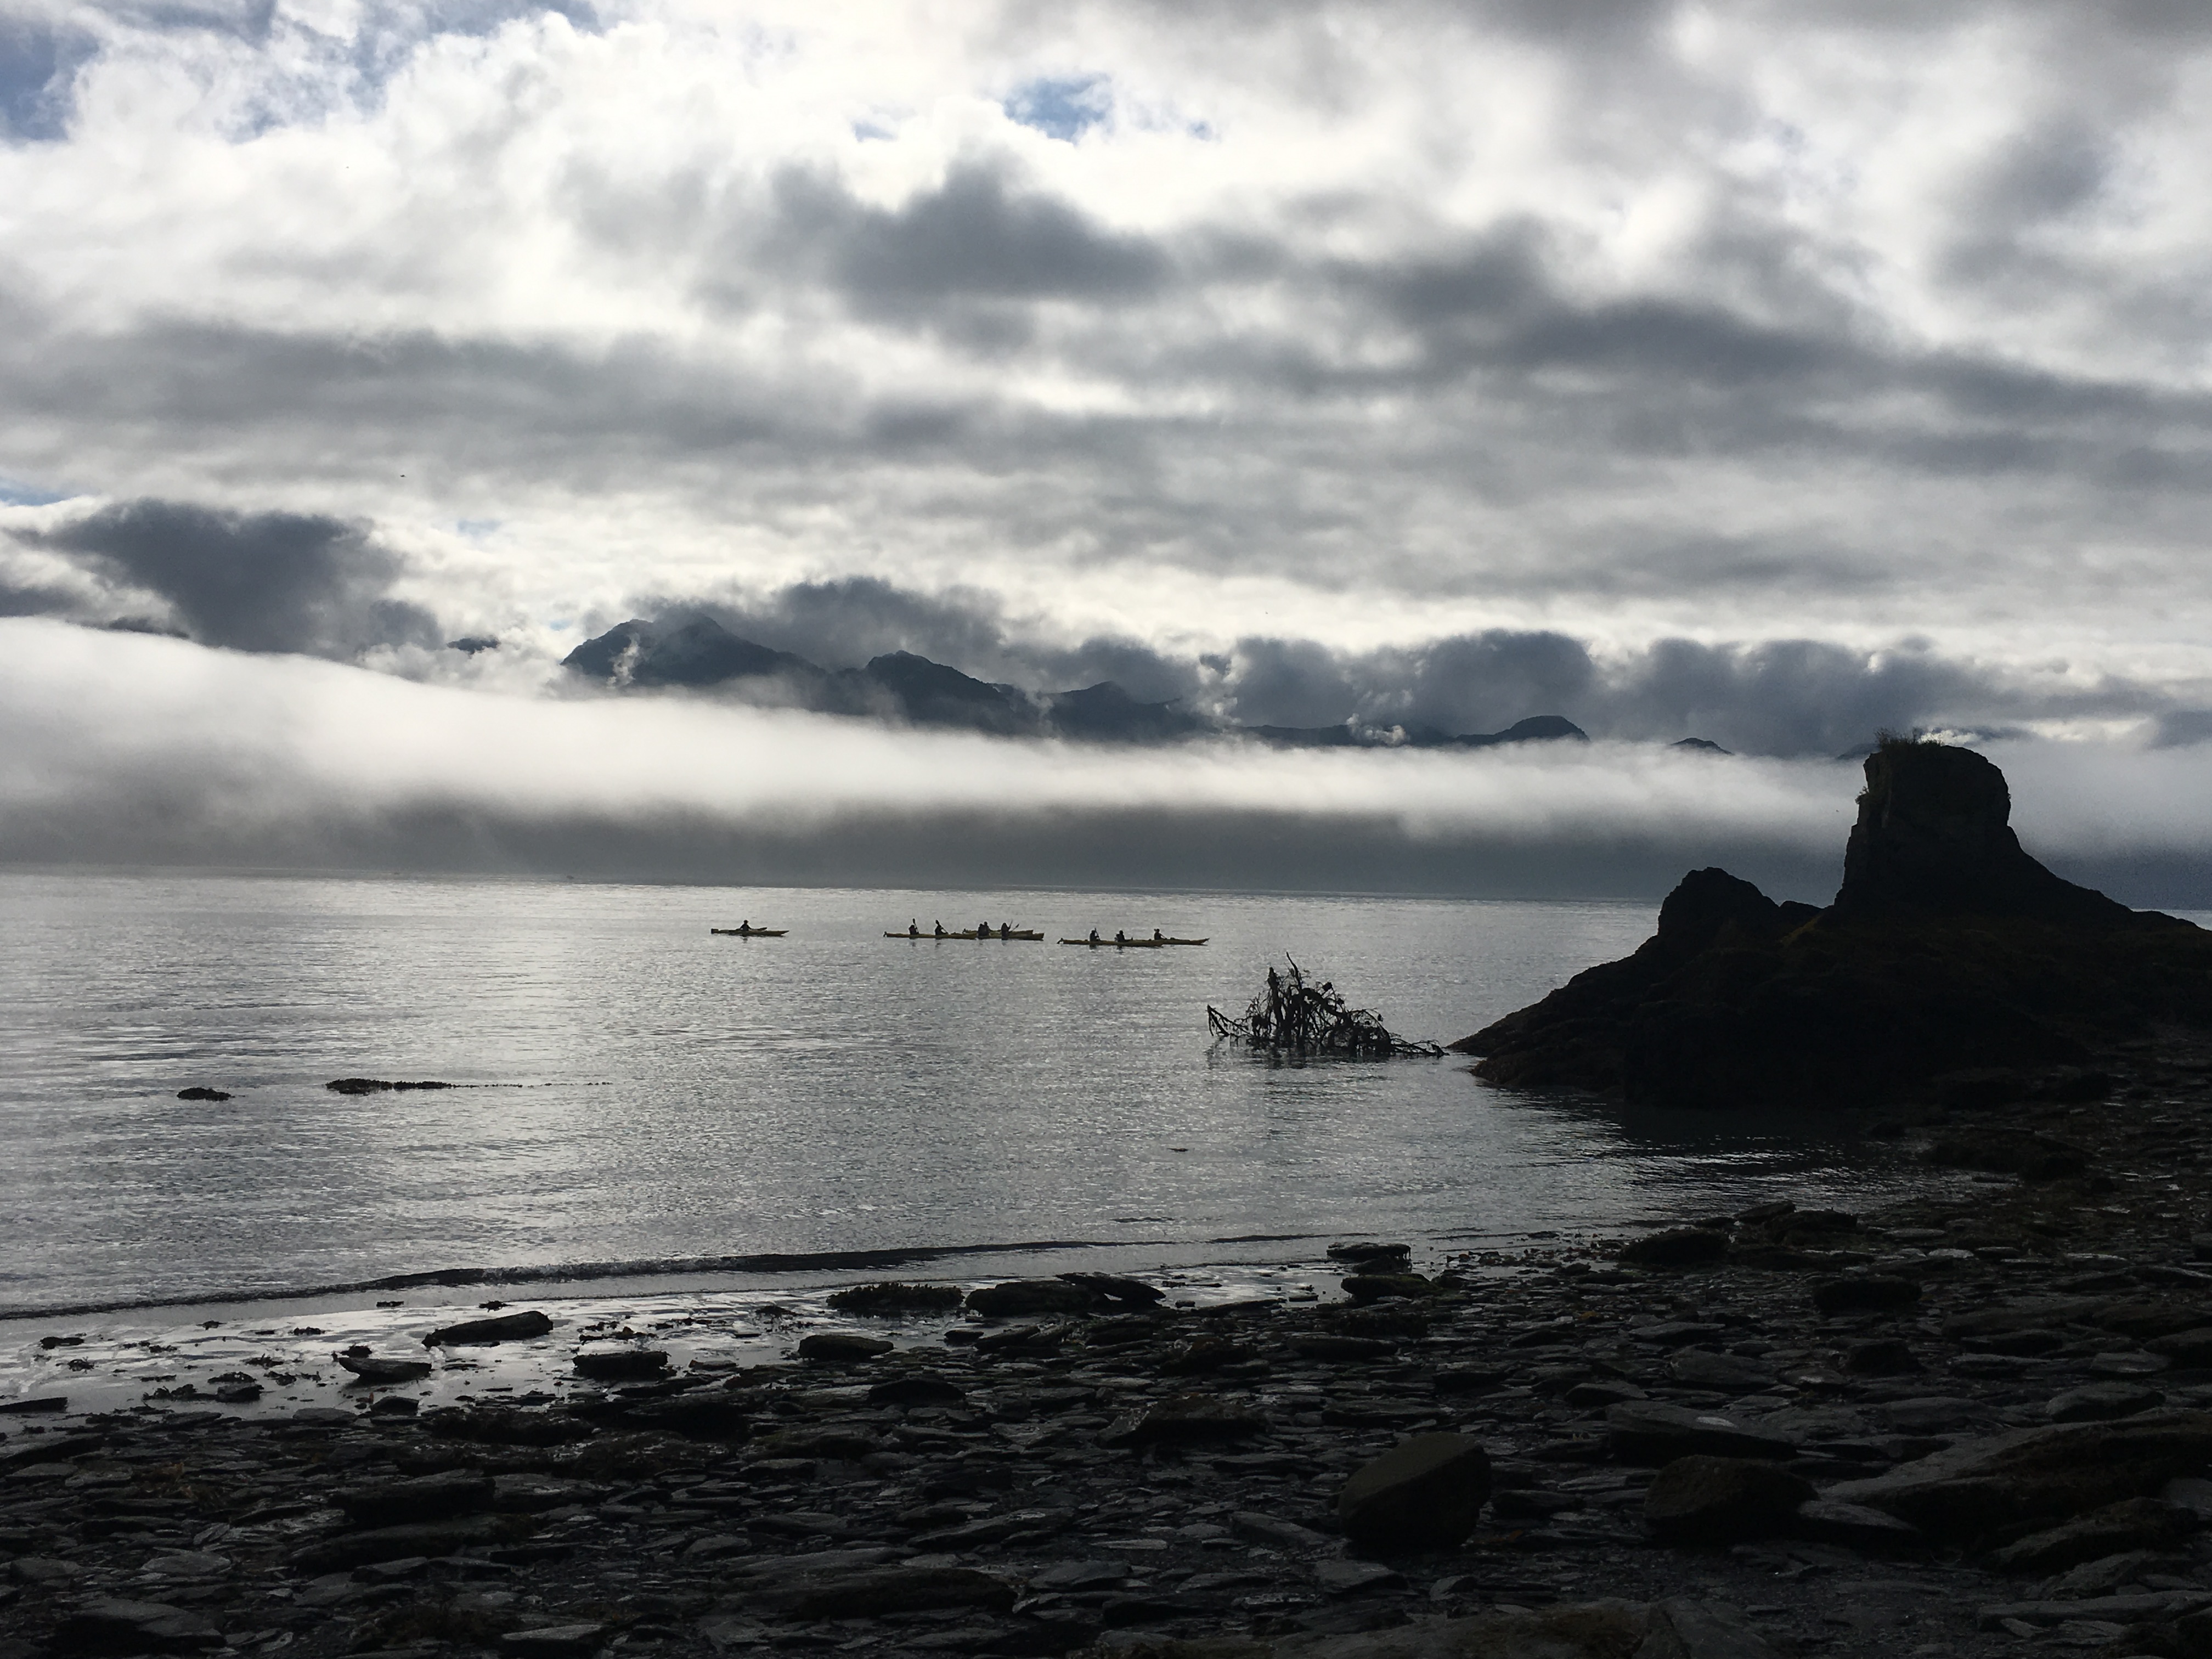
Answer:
0, 872, 1957, 1316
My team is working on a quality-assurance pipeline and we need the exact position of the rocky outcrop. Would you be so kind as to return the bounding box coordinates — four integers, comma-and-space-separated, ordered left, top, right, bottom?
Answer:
1455, 738, 2212, 1107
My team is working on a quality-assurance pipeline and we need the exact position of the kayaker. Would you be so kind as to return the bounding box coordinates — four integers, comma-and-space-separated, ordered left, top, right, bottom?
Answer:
1115, 929, 1127, 944
1088, 928, 1100, 944
1153, 928, 1165, 941
739, 919, 750, 933
909, 919, 919, 937
934, 920, 945, 937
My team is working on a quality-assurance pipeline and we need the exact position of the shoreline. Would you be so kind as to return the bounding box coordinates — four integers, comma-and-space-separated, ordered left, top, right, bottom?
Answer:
7, 1043, 2211, 1656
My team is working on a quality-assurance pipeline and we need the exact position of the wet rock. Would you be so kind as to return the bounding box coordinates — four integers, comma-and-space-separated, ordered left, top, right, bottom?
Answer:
52, 1598, 224, 1655
1162, 1335, 1260, 1374
1668, 1350, 1774, 1392
1829, 1409, 2212, 1541
2048, 1382, 2165, 1423
1605, 1402, 1796, 1465
334, 1469, 494, 1528
1643, 1457, 1814, 1545
797, 1333, 894, 1363
1335, 1432, 1491, 1553
1925, 1130, 2090, 1182
492, 1473, 602, 1513
1620, 1228, 1730, 1268
968, 1280, 1094, 1318
425, 1406, 596, 1447
1232, 1511, 1333, 1551
1988, 1497, 2197, 1574
1325, 1243, 1413, 1271
1099, 1392, 1267, 1448
337, 1354, 433, 1385
2096, 1300, 2212, 1342
1058, 1272, 1167, 1307
326, 1077, 456, 1094
572, 1347, 669, 1381
1812, 1276, 1919, 1315
826, 1282, 965, 1314
0, 1396, 67, 1414
173, 1087, 231, 1103
422, 1311, 554, 1347
1340, 1273, 1437, 1304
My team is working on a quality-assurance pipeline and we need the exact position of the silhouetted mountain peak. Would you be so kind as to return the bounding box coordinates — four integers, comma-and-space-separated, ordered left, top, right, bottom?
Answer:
1044, 681, 1205, 743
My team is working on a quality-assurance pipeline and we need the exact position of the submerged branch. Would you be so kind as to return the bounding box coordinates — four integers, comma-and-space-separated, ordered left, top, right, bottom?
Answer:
1207, 957, 1442, 1058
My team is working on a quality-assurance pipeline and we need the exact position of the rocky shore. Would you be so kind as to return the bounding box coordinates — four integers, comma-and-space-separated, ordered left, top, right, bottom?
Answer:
7, 1043, 2212, 1659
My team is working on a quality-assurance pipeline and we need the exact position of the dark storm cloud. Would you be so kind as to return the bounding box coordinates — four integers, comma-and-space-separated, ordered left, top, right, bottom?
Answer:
19, 499, 437, 656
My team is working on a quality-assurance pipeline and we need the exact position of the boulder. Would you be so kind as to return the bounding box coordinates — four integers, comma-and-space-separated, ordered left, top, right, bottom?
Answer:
1621, 1229, 1729, 1268
572, 1348, 669, 1381
52, 1598, 223, 1655
1605, 1402, 1796, 1465
499, 1628, 606, 1659
2152, 1328, 2212, 1366
1791, 1498, 1926, 1555
174, 1087, 231, 1103
1341, 1273, 1438, 1304
1842, 1338, 1920, 1375
1336, 1433, 1492, 1554
797, 1333, 894, 1363
825, 1282, 964, 1314
967, 1280, 1094, 1318
1643, 1457, 1814, 1545
1827, 1409, 2212, 1542
1326, 1242, 1414, 1270
422, 1311, 554, 1347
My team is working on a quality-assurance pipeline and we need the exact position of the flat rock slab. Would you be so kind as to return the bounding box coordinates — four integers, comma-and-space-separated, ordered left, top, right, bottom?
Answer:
1988, 1496, 2194, 1573
336, 1354, 432, 1384
1101, 1392, 1268, 1448
499, 1626, 606, 1658
422, 1311, 554, 1347
967, 1279, 1093, 1317
292, 1513, 517, 1572
52, 1598, 224, 1655
1978, 1590, 2212, 1628
1605, 1402, 1796, 1465
1827, 1408, 2212, 1540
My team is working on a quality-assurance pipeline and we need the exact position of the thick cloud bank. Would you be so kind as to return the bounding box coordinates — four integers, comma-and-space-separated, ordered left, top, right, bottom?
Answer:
4, 620, 2207, 904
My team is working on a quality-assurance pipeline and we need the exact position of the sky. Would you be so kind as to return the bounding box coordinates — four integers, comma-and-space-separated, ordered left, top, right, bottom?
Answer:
1, 0, 2209, 894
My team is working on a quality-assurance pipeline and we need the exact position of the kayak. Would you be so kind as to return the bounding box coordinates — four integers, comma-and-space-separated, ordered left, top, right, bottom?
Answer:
1059, 937, 1209, 948
710, 927, 787, 936
885, 930, 1045, 940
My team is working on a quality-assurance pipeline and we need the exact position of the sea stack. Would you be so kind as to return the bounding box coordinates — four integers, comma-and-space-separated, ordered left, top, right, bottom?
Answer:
1454, 737, 2211, 1109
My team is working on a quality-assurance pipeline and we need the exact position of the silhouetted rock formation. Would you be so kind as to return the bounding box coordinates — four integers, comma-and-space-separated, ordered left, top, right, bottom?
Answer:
1671, 736, 1729, 754
1833, 740, 2138, 927
1454, 737, 2211, 1108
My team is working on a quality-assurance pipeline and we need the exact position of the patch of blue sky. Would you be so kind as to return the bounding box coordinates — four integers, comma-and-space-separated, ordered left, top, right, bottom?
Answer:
0, 476, 74, 507
455, 518, 504, 538
1004, 74, 1111, 142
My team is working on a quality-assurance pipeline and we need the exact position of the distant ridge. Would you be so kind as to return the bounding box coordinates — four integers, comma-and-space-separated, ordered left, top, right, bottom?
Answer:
560, 614, 1590, 751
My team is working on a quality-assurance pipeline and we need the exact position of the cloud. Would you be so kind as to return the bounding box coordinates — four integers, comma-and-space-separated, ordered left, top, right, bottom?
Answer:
5, 617, 2206, 905
12, 498, 438, 656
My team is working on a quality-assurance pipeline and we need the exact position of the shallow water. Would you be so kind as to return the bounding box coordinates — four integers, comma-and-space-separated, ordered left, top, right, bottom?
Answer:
0, 871, 1953, 1317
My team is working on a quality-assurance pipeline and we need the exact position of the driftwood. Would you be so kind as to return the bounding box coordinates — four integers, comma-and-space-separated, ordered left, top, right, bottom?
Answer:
1207, 957, 1442, 1058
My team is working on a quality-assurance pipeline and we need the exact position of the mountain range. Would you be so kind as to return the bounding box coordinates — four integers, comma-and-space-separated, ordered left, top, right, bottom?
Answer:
557, 614, 1597, 750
